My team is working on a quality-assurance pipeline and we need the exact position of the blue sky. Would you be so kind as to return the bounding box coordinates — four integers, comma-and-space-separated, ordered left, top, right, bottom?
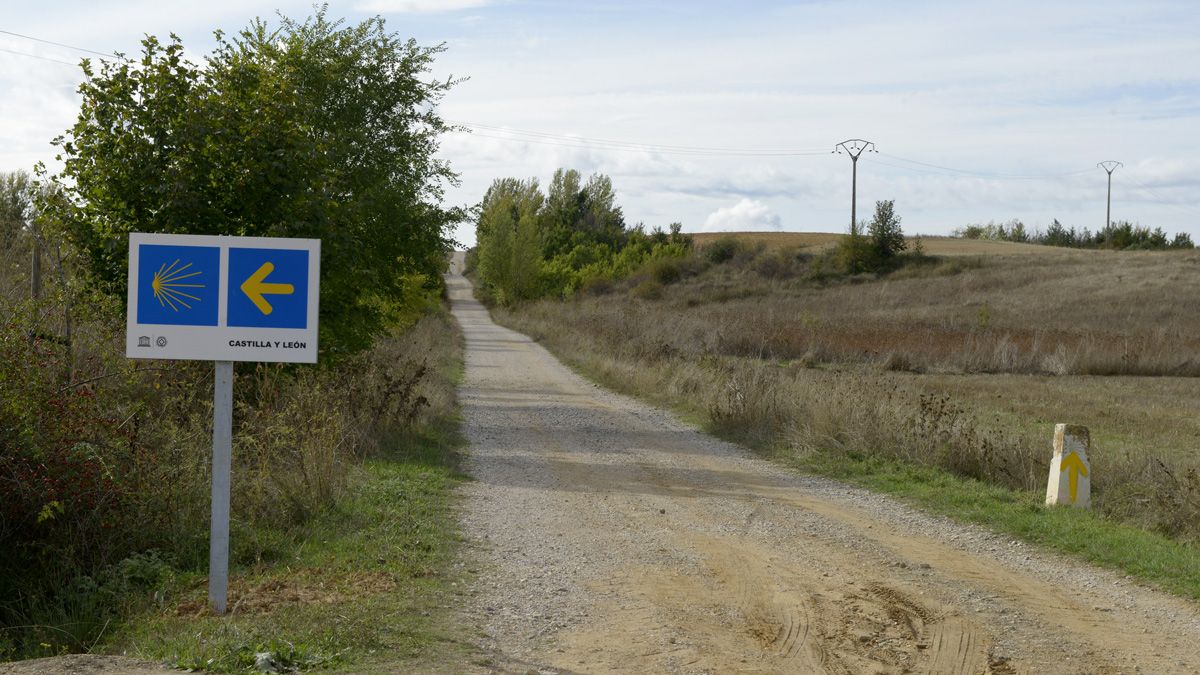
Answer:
3, 1, 1200, 247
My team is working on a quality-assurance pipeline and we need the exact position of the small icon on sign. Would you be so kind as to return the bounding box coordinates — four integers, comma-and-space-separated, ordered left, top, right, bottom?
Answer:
156, 336, 168, 347
138, 336, 151, 347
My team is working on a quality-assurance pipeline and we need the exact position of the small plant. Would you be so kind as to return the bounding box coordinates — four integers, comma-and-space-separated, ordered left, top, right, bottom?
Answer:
976, 304, 991, 329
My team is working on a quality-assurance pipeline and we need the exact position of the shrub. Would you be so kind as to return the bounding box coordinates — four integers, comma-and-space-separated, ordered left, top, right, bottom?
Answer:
751, 248, 808, 279
649, 258, 683, 285
632, 279, 664, 300
703, 236, 743, 264
579, 275, 615, 296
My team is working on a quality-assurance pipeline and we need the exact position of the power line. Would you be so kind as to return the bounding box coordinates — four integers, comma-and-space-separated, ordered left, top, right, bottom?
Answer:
873, 151, 1099, 180
450, 120, 830, 157
1124, 175, 1200, 218
0, 28, 117, 59
0, 46, 80, 67
1, 28, 1196, 219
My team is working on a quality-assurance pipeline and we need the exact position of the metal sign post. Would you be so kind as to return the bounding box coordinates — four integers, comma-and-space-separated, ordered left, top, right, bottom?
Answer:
126, 233, 320, 614
209, 360, 233, 613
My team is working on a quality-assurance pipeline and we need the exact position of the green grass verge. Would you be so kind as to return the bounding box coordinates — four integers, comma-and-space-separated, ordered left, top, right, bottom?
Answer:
105, 422, 474, 673
792, 452, 1200, 600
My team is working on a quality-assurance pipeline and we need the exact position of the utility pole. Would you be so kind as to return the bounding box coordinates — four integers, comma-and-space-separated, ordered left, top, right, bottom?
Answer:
834, 139, 876, 231
1097, 161, 1122, 231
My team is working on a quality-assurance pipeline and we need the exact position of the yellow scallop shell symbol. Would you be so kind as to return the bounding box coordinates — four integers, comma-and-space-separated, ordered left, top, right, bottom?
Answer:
151, 259, 204, 311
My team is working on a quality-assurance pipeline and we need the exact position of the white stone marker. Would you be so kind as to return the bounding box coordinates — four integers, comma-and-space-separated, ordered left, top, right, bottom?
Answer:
1045, 424, 1090, 508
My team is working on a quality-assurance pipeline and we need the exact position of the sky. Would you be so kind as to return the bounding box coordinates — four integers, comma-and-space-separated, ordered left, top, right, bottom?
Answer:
3, 1, 1200, 247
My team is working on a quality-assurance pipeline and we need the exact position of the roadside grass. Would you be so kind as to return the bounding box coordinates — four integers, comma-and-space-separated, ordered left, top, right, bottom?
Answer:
795, 453, 1200, 600
75, 308, 478, 673
911, 372, 1200, 461
0, 273, 470, 663
106, 418, 474, 674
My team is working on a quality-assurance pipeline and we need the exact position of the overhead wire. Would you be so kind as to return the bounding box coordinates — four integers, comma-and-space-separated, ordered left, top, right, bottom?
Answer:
1, 26, 1197, 216
1123, 174, 1200, 218
878, 151, 1094, 180
0, 28, 117, 60
450, 119, 830, 157
0, 46, 80, 67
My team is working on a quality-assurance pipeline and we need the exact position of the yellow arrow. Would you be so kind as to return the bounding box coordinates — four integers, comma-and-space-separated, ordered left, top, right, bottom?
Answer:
1061, 451, 1089, 503
240, 262, 294, 315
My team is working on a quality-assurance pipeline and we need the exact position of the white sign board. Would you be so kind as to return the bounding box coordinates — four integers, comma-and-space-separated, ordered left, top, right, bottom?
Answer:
125, 233, 320, 363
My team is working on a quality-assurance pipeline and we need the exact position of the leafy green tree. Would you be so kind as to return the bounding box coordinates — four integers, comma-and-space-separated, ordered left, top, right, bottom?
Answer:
1044, 218, 1073, 247
0, 171, 33, 251
580, 173, 625, 245
536, 169, 625, 258
476, 178, 544, 305
541, 168, 584, 257
868, 199, 906, 260
472, 168, 687, 300
41, 10, 462, 357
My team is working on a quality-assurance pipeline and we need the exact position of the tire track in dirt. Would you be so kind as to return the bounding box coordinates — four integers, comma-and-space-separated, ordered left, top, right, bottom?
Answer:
450, 255, 1200, 675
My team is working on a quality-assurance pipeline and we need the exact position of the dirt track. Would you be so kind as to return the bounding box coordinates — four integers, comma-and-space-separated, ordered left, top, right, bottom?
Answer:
450, 253, 1200, 675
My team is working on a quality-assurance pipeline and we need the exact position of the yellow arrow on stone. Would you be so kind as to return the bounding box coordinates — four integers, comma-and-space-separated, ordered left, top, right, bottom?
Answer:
240, 262, 294, 315
1061, 451, 1089, 503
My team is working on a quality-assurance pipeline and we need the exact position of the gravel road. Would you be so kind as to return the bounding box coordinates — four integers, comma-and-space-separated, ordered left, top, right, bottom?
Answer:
450, 253, 1200, 675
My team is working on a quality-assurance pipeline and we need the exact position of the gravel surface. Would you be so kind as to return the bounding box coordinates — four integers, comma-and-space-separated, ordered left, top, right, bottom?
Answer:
448, 254, 1200, 675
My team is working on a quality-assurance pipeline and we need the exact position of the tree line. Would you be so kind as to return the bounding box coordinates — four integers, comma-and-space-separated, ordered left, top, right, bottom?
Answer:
955, 219, 1194, 251
469, 168, 692, 305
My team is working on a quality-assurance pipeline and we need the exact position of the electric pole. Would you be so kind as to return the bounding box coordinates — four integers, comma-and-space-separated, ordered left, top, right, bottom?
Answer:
834, 139, 876, 231
1097, 161, 1122, 231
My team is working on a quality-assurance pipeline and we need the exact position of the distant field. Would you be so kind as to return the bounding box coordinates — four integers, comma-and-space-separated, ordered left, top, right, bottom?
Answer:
690, 231, 1087, 257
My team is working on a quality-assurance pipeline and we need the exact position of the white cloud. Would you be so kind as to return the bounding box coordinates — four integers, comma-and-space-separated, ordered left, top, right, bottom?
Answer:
698, 199, 782, 233
355, 0, 493, 13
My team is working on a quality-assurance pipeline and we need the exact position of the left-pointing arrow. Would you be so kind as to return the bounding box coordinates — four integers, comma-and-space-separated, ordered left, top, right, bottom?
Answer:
240, 262, 294, 315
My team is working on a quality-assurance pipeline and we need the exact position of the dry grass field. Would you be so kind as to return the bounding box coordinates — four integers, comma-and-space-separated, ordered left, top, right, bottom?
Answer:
691, 231, 1081, 256
495, 235, 1200, 544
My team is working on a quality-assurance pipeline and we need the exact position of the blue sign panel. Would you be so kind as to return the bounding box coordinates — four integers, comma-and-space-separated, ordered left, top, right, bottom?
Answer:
227, 247, 310, 329
137, 244, 220, 326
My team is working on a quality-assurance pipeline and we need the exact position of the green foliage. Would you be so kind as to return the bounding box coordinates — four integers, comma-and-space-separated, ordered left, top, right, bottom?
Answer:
472, 169, 692, 303
704, 235, 744, 264
836, 221, 875, 274
41, 10, 463, 357
649, 257, 683, 285
867, 199, 906, 260
0, 301, 460, 658
474, 178, 545, 306
0, 171, 33, 250
835, 199, 906, 274
957, 218, 1194, 251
